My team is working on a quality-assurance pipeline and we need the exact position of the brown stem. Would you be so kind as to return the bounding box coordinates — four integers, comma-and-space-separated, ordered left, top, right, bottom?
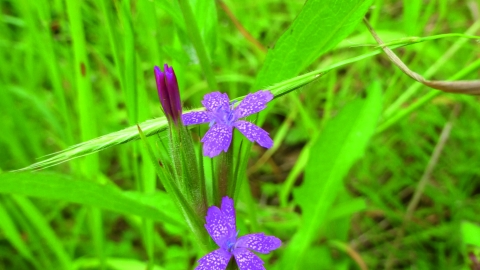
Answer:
218, 1, 267, 52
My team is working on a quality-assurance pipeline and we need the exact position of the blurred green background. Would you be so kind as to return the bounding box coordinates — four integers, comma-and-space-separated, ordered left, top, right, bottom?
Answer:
1, 0, 480, 269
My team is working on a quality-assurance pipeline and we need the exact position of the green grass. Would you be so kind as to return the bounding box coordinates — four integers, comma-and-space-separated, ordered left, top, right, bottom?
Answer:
1, 0, 480, 269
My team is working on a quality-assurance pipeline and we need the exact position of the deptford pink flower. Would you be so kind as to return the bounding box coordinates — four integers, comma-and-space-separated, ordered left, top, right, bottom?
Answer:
182, 90, 274, 157
195, 196, 281, 270
154, 64, 182, 124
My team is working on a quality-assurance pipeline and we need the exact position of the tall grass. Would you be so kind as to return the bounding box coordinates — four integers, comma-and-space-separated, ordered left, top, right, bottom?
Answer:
1, 0, 479, 269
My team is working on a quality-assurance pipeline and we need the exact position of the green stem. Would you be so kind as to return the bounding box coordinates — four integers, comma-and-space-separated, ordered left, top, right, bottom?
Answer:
98, 0, 125, 94
34, 0, 75, 146
177, 0, 218, 90
137, 125, 210, 252
65, 1, 103, 268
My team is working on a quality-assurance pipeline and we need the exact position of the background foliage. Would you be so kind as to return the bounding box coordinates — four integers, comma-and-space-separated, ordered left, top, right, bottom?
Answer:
1, 0, 480, 269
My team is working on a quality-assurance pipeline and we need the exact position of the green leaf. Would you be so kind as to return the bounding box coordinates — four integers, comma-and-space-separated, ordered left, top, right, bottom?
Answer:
0, 202, 37, 264
327, 197, 367, 221
190, 0, 217, 58
11, 196, 71, 269
72, 257, 165, 270
461, 221, 480, 248
282, 82, 382, 268
0, 172, 185, 228
253, 0, 373, 89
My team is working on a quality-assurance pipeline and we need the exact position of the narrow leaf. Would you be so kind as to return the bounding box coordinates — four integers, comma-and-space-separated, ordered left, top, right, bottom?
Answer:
12, 196, 71, 269
461, 221, 480, 248
282, 82, 382, 268
0, 172, 185, 227
253, 0, 374, 89
0, 202, 36, 264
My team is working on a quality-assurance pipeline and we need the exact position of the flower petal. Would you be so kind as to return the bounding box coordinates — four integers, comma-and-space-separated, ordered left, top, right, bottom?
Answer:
202, 92, 230, 111
236, 233, 282, 254
220, 196, 236, 232
205, 204, 234, 247
234, 90, 273, 118
234, 120, 273, 148
201, 124, 233, 157
154, 66, 171, 117
233, 248, 265, 270
195, 248, 231, 270
182, 111, 210, 125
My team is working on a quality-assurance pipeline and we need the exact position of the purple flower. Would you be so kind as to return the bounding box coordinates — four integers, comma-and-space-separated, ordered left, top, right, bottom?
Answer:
182, 90, 274, 157
154, 64, 182, 124
195, 196, 281, 270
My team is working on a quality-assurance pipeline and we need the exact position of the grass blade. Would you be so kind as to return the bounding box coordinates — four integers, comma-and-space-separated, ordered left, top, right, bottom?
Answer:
0, 172, 185, 227
281, 82, 382, 268
253, 0, 373, 89
12, 196, 71, 269
16, 33, 477, 172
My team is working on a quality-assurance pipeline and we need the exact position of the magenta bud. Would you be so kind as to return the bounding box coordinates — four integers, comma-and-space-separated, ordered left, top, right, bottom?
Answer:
154, 64, 183, 124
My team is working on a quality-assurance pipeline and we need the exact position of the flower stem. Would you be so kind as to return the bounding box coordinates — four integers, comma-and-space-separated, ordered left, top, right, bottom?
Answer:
177, 0, 218, 91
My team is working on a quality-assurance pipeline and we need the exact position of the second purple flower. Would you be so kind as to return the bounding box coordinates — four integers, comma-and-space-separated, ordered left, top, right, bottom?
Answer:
195, 196, 281, 270
182, 90, 274, 157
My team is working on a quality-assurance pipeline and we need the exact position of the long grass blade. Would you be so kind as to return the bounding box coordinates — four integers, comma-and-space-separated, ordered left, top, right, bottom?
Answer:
15, 33, 480, 172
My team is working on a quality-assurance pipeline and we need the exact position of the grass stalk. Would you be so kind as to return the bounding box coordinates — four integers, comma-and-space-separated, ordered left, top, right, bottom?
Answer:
65, 0, 103, 269
177, 0, 218, 90
384, 109, 455, 269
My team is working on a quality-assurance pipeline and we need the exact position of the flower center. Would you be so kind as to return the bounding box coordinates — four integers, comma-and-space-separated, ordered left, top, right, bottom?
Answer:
226, 239, 235, 252
224, 230, 239, 253
209, 101, 238, 127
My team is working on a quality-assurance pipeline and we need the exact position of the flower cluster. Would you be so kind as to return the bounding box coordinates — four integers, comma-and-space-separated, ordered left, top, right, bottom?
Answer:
196, 197, 281, 270
182, 91, 274, 157
153, 65, 281, 269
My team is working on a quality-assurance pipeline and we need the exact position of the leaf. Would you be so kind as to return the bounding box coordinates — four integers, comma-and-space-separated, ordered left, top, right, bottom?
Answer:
72, 257, 165, 270
327, 198, 367, 221
0, 202, 36, 264
11, 196, 72, 269
190, 0, 218, 58
461, 221, 480, 248
253, 0, 374, 89
281, 82, 382, 268
0, 172, 185, 228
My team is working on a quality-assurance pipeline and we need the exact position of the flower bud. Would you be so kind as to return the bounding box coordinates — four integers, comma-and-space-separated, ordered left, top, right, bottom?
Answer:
154, 64, 182, 124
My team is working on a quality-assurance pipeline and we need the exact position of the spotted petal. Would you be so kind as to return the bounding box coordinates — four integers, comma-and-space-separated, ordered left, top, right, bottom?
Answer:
236, 233, 282, 254
234, 120, 273, 148
233, 248, 265, 270
182, 111, 210, 125
195, 248, 231, 270
202, 92, 230, 111
220, 196, 236, 233
201, 124, 233, 157
205, 198, 236, 247
234, 90, 273, 119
